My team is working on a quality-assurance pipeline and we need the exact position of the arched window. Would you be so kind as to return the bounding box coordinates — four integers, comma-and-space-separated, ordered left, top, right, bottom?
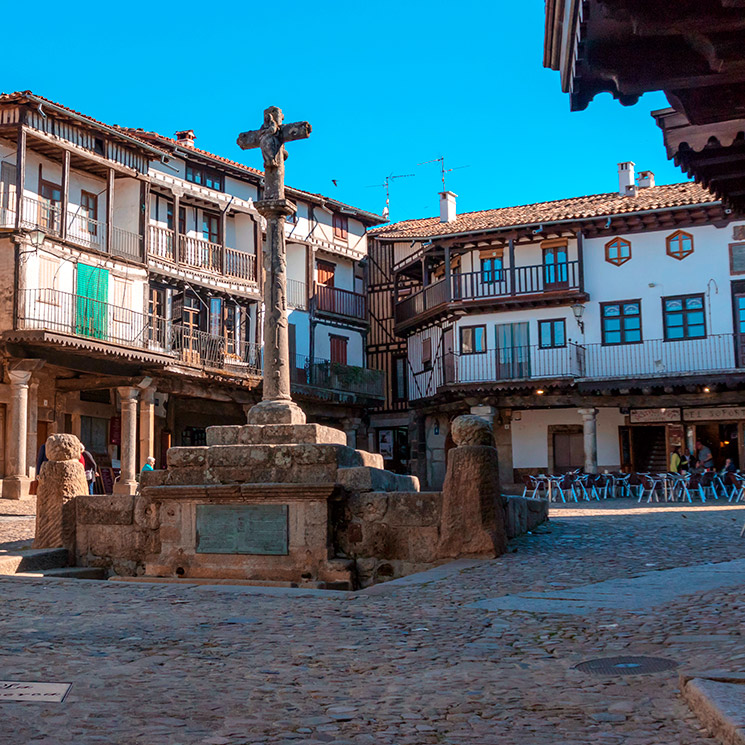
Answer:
605, 237, 631, 266
666, 230, 694, 260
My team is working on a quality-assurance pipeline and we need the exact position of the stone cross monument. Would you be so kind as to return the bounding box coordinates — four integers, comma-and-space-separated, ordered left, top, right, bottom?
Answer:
237, 107, 312, 425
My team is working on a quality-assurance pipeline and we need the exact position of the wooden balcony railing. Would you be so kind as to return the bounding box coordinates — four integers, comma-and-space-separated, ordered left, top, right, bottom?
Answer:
396, 260, 582, 326
147, 225, 257, 283
10, 195, 143, 262
312, 284, 367, 321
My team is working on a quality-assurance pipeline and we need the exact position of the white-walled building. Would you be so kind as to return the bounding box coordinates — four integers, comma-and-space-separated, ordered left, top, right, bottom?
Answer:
0, 91, 383, 499
369, 164, 745, 489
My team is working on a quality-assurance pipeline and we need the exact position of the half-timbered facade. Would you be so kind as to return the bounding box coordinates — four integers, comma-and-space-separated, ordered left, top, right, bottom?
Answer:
369, 167, 745, 490
0, 91, 384, 499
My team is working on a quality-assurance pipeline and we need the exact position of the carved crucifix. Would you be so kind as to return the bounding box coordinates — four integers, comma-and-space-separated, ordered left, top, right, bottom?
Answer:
237, 107, 312, 425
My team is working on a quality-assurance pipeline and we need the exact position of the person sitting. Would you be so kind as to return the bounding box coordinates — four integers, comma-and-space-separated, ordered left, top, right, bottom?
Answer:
722, 458, 737, 475
141, 456, 156, 474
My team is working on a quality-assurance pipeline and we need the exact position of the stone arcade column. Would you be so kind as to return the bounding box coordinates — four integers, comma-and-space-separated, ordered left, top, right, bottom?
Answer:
114, 387, 139, 495
4, 370, 33, 499
138, 386, 156, 471
578, 407, 599, 475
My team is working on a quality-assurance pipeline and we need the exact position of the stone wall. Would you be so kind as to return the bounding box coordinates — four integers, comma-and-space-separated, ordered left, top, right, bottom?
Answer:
334, 492, 548, 587
74, 494, 152, 576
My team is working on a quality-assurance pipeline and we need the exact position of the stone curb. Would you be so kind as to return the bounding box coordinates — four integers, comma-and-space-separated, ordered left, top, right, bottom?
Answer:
681, 673, 745, 745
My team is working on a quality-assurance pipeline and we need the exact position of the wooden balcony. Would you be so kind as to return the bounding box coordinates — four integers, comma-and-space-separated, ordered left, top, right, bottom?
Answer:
291, 354, 385, 401
311, 284, 367, 323
409, 334, 740, 400
148, 225, 257, 285
12, 287, 262, 376
395, 260, 585, 331
1, 194, 143, 262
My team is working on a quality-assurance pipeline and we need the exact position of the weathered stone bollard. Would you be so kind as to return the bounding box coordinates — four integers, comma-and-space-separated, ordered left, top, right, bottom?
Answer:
438, 415, 507, 558
34, 434, 88, 560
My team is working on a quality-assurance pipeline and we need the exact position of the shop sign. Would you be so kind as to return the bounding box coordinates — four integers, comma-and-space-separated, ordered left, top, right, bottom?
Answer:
378, 429, 394, 459
629, 408, 681, 424
684, 407, 745, 422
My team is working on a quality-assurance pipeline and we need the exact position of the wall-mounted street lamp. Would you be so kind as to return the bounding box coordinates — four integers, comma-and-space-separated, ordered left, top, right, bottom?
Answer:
27, 228, 46, 248
571, 303, 586, 334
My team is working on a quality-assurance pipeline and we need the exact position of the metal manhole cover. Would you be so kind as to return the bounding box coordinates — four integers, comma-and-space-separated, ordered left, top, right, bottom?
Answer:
575, 656, 678, 676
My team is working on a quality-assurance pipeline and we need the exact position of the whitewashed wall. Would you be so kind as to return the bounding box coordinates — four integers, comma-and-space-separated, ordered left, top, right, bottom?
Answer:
511, 407, 625, 470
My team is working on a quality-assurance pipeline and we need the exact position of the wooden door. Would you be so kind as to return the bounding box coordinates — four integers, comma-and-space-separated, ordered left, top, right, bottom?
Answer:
543, 246, 569, 290
40, 180, 62, 233
316, 260, 336, 313
554, 432, 583, 472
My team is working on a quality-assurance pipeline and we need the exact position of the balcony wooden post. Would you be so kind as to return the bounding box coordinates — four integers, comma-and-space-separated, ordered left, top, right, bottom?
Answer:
172, 191, 181, 266
105, 168, 114, 254
14, 125, 25, 229
508, 238, 516, 295
577, 230, 585, 293
220, 208, 227, 274
444, 245, 452, 301
141, 180, 150, 263
60, 150, 70, 240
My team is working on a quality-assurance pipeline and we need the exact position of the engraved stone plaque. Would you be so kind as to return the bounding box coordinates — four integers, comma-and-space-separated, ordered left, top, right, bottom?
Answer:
196, 504, 288, 555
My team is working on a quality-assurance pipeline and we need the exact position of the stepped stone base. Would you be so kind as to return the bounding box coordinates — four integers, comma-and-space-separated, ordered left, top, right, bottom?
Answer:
207, 423, 347, 447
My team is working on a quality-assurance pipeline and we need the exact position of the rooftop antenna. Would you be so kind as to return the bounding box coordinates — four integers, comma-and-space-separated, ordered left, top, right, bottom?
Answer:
418, 156, 470, 192
366, 172, 414, 220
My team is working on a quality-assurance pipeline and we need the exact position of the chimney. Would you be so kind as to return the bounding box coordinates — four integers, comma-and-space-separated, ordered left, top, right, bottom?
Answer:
617, 161, 636, 195
637, 170, 655, 188
175, 129, 196, 148
439, 191, 457, 223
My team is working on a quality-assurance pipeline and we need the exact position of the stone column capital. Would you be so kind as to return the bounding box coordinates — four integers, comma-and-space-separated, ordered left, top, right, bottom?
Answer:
117, 386, 140, 402
8, 369, 33, 387
139, 386, 156, 405
578, 407, 599, 419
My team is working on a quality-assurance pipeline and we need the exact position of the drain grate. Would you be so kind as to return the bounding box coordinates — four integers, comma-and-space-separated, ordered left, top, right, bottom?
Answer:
575, 656, 678, 676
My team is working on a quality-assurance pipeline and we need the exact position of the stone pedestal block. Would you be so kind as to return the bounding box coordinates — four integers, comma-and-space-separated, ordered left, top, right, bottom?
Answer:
438, 445, 507, 558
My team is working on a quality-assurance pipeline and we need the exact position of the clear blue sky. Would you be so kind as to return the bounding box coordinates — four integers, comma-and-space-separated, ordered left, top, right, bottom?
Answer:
4, 1, 682, 223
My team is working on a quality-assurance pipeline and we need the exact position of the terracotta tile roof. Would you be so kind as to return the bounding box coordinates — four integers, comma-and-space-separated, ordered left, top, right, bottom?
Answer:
117, 129, 385, 226
369, 182, 719, 239
0, 90, 385, 226
0, 90, 170, 157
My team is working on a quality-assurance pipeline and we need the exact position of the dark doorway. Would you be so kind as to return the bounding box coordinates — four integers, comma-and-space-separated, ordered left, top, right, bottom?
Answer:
631, 426, 667, 472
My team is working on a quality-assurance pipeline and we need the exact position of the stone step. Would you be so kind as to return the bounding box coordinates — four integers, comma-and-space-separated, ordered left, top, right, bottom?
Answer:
15, 567, 106, 580
337, 467, 420, 493
0, 547, 68, 575
206, 423, 347, 446
153, 444, 387, 487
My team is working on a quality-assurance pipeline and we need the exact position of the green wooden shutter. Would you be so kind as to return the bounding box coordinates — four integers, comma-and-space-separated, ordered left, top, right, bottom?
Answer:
76, 263, 109, 340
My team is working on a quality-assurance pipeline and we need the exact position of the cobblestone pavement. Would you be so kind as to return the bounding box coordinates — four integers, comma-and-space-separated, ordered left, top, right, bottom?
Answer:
2, 499, 745, 744
0, 496, 36, 549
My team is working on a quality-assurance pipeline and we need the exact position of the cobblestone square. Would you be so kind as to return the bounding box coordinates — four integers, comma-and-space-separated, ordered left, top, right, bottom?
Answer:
2, 499, 744, 744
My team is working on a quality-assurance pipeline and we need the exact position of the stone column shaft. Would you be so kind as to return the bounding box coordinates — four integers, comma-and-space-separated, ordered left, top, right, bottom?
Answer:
247, 199, 306, 425
578, 407, 599, 475
139, 386, 156, 471
114, 386, 139, 495
3, 369, 32, 499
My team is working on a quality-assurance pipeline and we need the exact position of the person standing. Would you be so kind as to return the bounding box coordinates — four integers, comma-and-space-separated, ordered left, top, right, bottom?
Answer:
81, 446, 98, 495
696, 440, 714, 470
679, 448, 690, 473
669, 446, 681, 473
